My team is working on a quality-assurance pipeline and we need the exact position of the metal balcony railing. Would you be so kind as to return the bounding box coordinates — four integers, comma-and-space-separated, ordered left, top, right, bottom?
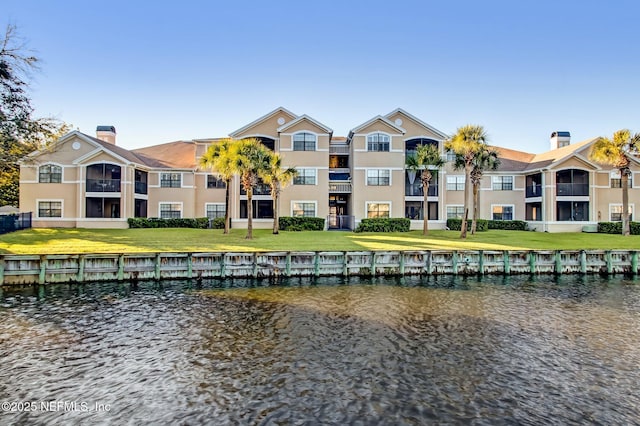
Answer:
135, 181, 148, 194
86, 179, 121, 192
329, 167, 351, 174
556, 183, 589, 196
329, 182, 352, 193
405, 183, 438, 197
240, 184, 271, 196
526, 184, 542, 198
329, 145, 350, 155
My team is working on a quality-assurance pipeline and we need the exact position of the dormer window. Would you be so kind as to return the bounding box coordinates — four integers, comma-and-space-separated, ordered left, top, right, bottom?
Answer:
39, 164, 62, 183
293, 132, 316, 151
367, 133, 390, 152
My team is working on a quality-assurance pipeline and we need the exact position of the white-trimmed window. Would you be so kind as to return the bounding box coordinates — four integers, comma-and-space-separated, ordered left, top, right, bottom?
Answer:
205, 203, 225, 219
492, 205, 514, 220
492, 176, 513, 191
366, 202, 390, 218
446, 150, 457, 162
446, 205, 464, 219
610, 204, 634, 221
367, 169, 390, 186
38, 200, 62, 218
294, 168, 316, 185
159, 202, 182, 218
207, 175, 226, 189
293, 132, 316, 151
367, 133, 390, 152
160, 173, 181, 188
292, 201, 316, 217
39, 164, 62, 183
610, 170, 632, 188
446, 176, 465, 191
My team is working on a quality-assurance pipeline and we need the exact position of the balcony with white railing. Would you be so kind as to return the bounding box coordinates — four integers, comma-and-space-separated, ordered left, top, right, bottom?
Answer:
329, 145, 350, 155
329, 181, 352, 193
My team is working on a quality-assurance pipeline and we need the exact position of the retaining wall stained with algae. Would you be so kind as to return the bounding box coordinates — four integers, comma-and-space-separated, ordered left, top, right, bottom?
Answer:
1, 250, 638, 285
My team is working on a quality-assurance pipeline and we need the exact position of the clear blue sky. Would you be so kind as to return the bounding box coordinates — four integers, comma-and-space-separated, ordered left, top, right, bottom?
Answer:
4, 0, 639, 153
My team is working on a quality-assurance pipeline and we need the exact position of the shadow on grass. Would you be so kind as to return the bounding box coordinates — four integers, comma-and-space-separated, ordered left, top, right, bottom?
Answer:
346, 233, 530, 251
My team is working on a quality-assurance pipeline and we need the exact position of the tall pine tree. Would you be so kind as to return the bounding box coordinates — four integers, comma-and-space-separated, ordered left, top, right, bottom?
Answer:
0, 24, 69, 207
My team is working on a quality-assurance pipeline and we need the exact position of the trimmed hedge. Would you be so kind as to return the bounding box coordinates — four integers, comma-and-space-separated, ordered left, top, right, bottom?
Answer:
487, 220, 528, 231
354, 218, 410, 233
446, 219, 488, 232
597, 221, 640, 235
128, 217, 209, 229
279, 216, 325, 231
209, 217, 226, 229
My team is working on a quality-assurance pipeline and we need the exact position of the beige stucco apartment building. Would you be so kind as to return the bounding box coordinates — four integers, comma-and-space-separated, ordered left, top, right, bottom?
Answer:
19, 107, 640, 232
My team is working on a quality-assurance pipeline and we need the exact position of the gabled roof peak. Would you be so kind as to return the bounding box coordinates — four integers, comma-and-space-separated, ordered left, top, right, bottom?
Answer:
277, 114, 333, 134
384, 108, 448, 140
348, 115, 406, 136
229, 106, 298, 138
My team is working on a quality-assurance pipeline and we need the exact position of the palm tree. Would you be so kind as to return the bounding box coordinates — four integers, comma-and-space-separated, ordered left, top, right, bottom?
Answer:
589, 129, 640, 236
261, 152, 298, 234
406, 144, 445, 235
234, 138, 272, 239
469, 146, 500, 234
199, 138, 238, 234
445, 125, 489, 239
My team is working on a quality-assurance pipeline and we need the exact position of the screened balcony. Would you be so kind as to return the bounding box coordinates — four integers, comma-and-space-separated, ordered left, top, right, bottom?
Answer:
86, 164, 121, 192
526, 173, 543, 198
86, 197, 121, 218
405, 171, 438, 196
135, 170, 148, 194
240, 181, 271, 196
556, 169, 589, 196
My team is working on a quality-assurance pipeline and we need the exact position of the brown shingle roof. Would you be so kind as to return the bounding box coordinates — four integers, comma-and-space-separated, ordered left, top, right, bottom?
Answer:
132, 141, 198, 169
85, 134, 151, 165
491, 146, 536, 171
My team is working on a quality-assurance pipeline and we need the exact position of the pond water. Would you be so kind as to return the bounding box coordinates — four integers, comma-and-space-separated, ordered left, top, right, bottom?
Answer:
1, 275, 639, 425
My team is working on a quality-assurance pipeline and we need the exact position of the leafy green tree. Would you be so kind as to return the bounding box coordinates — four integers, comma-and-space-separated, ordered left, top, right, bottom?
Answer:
199, 138, 239, 234
1, 24, 69, 207
261, 152, 297, 235
406, 143, 444, 235
445, 125, 489, 239
589, 129, 640, 236
235, 138, 271, 239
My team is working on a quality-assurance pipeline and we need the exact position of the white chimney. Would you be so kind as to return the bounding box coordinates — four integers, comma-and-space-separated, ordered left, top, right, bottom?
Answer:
96, 125, 117, 145
550, 131, 570, 150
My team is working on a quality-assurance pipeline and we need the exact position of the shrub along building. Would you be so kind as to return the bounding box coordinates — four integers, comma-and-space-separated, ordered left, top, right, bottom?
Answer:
19, 107, 640, 232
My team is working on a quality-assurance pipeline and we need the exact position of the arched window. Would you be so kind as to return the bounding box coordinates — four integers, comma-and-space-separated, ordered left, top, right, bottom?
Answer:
405, 138, 438, 156
293, 132, 317, 151
39, 164, 62, 183
367, 133, 390, 152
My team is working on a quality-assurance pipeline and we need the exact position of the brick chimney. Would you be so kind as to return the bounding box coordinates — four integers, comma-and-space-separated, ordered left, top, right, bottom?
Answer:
96, 125, 116, 145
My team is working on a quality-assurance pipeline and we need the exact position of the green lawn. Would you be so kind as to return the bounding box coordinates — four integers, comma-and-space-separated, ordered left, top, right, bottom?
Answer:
1, 228, 640, 255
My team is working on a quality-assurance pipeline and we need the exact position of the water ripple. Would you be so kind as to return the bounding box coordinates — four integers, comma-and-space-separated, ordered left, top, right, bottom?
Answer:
1, 275, 639, 425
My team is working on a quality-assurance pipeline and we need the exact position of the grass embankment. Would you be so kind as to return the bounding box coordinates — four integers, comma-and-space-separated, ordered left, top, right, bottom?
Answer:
1, 228, 639, 255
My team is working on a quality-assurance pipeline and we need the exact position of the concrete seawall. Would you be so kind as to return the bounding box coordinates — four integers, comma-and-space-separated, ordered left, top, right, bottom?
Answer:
1, 250, 638, 285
